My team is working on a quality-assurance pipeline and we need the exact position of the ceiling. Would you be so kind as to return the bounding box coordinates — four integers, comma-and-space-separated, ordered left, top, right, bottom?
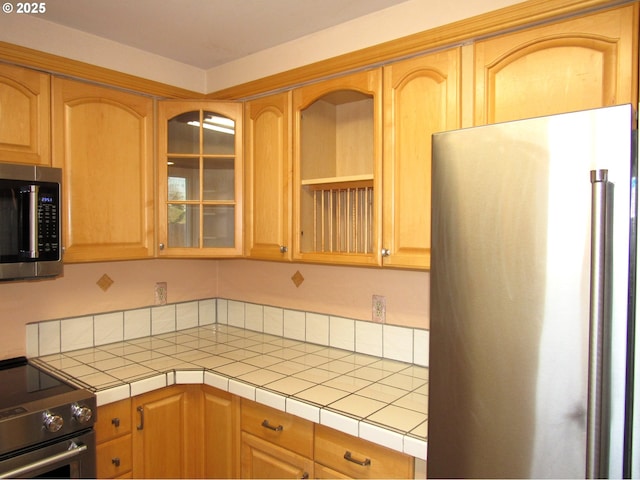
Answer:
35, 0, 411, 70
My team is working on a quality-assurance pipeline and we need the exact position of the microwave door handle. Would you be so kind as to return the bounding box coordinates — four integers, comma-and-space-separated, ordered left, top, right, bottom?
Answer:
19, 185, 39, 259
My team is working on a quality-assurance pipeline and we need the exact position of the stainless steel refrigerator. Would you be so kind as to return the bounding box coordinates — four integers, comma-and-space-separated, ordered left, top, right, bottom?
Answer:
428, 104, 639, 478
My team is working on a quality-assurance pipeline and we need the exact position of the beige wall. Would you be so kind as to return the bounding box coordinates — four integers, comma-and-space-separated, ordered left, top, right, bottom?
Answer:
0, 259, 218, 360
218, 260, 429, 329
0, 258, 428, 360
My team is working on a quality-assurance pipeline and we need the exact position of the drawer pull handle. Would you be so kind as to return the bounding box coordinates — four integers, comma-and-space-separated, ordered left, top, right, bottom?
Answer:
136, 406, 144, 430
112, 457, 121, 467
111, 417, 120, 428
344, 451, 371, 467
261, 419, 283, 432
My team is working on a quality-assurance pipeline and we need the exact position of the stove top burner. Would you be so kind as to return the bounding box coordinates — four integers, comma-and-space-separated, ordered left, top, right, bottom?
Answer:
0, 357, 76, 413
0, 357, 96, 458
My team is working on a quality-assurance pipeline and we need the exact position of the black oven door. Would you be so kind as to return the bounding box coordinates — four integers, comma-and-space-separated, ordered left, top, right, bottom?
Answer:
0, 429, 95, 479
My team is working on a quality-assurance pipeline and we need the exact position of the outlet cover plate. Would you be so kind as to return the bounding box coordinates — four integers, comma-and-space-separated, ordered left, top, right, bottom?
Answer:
372, 295, 386, 323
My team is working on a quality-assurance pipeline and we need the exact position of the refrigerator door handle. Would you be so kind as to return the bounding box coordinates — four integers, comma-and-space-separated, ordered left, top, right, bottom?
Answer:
587, 169, 610, 479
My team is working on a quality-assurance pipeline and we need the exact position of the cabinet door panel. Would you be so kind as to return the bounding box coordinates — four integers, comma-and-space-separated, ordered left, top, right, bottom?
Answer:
52, 77, 154, 262
475, 4, 638, 124
132, 386, 202, 479
383, 48, 460, 270
241, 432, 313, 479
0, 64, 50, 165
245, 92, 291, 260
158, 100, 243, 257
203, 386, 240, 478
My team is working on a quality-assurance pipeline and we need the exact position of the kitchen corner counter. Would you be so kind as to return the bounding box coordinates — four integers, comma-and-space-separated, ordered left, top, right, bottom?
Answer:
32, 324, 428, 460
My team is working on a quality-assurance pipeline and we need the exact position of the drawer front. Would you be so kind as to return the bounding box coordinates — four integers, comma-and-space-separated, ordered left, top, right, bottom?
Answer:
96, 434, 132, 479
241, 399, 313, 458
315, 424, 414, 479
96, 398, 132, 443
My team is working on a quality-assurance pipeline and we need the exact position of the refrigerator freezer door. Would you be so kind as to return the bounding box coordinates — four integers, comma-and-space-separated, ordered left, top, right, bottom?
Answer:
428, 105, 634, 478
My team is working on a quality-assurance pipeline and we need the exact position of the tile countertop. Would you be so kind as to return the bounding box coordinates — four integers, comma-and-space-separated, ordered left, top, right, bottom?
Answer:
33, 324, 428, 460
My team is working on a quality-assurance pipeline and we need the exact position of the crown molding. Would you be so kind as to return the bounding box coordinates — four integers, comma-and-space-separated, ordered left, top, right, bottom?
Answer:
206, 0, 636, 100
0, 41, 203, 99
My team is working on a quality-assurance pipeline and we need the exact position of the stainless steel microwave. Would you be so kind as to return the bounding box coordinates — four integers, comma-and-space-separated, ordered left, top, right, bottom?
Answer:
0, 163, 63, 281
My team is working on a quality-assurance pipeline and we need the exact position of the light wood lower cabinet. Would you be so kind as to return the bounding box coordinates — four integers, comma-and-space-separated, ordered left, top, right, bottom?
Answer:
96, 398, 132, 479
97, 387, 416, 480
131, 385, 202, 479
315, 424, 414, 479
241, 431, 314, 479
203, 386, 241, 478
240, 399, 314, 479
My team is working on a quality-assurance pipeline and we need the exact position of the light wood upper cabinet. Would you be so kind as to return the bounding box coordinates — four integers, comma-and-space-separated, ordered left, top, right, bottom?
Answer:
0, 63, 50, 165
158, 101, 243, 257
52, 77, 154, 262
244, 92, 292, 261
474, 4, 638, 125
382, 48, 461, 270
292, 69, 383, 267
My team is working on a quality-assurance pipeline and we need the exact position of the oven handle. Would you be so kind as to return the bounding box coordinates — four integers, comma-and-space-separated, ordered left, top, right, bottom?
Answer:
0, 442, 87, 479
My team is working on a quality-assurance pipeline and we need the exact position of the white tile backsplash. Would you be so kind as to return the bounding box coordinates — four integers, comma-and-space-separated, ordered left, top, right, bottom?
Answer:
355, 320, 383, 357
244, 303, 263, 332
216, 298, 228, 324
124, 308, 151, 340
198, 299, 216, 326
263, 306, 284, 336
306, 312, 329, 345
227, 300, 245, 328
94, 312, 124, 346
61, 316, 93, 352
283, 309, 305, 341
39, 320, 60, 356
329, 316, 355, 351
414, 329, 429, 366
383, 324, 414, 363
151, 304, 176, 335
27, 297, 428, 367
176, 301, 198, 330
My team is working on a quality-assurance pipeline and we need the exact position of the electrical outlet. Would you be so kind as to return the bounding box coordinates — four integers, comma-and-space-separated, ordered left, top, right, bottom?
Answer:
372, 295, 386, 323
155, 282, 167, 305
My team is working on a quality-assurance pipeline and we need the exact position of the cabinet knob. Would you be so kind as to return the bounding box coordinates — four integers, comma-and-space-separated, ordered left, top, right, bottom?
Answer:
159, 243, 165, 250
112, 457, 121, 468
279, 245, 288, 253
381, 248, 390, 257
111, 417, 120, 428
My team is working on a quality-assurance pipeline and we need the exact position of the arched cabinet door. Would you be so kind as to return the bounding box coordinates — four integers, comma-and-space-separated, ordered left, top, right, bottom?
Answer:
244, 92, 292, 261
382, 47, 461, 270
0, 63, 50, 166
292, 68, 383, 267
52, 77, 154, 262
157, 100, 243, 257
474, 4, 638, 125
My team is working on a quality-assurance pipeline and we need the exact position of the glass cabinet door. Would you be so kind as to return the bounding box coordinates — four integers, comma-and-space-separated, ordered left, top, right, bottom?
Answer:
158, 102, 243, 256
